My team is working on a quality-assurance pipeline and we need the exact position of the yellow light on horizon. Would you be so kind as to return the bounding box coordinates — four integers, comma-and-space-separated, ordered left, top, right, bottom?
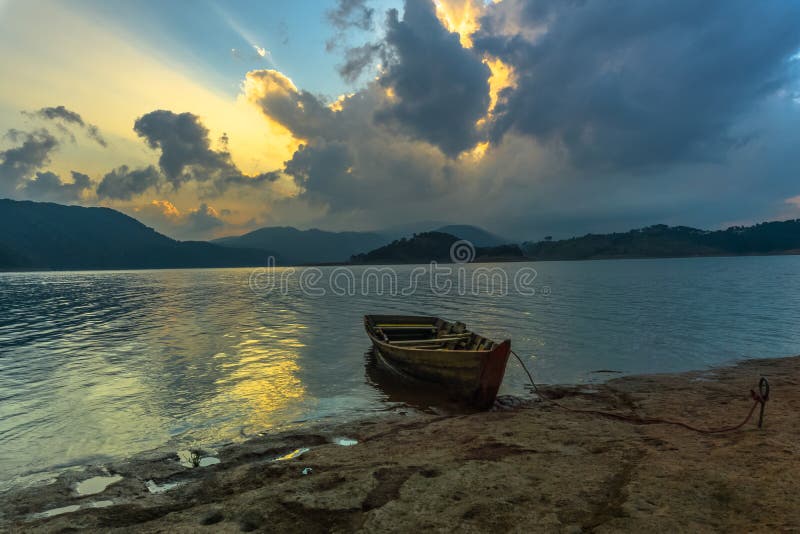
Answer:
0, 1, 297, 181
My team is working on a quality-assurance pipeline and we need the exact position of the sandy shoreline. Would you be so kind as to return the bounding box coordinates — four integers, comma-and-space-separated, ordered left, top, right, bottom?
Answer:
3, 355, 799, 532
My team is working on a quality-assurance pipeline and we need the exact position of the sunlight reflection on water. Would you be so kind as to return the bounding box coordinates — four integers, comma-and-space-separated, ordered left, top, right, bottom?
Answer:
1, 256, 800, 490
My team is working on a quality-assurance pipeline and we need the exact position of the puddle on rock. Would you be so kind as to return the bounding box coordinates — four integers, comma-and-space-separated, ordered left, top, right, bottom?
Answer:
198, 456, 220, 467
333, 437, 358, 446
34, 505, 81, 518
32, 499, 115, 519
74, 475, 123, 496
145, 480, 182, 494
272, 447, 310, 461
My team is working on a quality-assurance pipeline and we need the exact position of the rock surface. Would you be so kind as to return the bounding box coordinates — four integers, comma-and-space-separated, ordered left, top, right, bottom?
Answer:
3, 356, 798, 532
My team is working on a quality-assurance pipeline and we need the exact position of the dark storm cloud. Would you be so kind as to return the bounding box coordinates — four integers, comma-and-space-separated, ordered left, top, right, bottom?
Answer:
96, 165, 161, 200
28, 105, 107, 147
245, 69, 450, 215
251, 0, 800, 234
132, 110, 278, 194
474, 0, 800, 170
284, 141, 354, 202
21, 170, 92, 202
376, 0, 491, 157
0, 129, 59, 196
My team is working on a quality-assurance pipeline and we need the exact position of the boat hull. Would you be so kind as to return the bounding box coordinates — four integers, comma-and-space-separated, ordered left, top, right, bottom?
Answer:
364, 315, 511, 409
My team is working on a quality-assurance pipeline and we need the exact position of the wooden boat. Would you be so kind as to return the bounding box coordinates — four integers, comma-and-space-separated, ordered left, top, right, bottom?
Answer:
364, 315, 511, 409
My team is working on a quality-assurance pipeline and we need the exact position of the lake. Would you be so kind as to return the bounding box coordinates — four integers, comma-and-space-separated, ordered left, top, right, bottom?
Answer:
1, 256, 799, 490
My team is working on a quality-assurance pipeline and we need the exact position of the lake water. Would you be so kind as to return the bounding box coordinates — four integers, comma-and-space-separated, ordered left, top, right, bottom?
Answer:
1, 256, 799, 490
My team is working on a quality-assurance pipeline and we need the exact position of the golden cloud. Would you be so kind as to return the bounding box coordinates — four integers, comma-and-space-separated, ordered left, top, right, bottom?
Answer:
433, 0, 485, 48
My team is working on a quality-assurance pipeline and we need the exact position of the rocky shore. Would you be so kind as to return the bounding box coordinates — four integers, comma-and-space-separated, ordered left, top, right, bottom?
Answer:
3, 355, 799, 533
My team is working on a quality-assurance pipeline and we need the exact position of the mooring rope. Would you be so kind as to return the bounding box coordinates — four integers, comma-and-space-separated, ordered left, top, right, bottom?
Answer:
510, 350, 769, 434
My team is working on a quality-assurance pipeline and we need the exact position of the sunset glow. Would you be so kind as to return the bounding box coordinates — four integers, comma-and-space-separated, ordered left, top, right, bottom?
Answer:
1, 0, 799, 240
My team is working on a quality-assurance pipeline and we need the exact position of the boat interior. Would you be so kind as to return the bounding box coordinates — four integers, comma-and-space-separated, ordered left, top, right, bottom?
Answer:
365, 315, 496, 351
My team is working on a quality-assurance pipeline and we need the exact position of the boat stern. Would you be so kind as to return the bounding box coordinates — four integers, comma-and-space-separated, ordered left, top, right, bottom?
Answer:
473, 340, 512, 409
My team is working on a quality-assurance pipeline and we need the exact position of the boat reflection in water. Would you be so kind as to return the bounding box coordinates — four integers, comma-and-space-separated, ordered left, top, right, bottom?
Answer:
364, 349, 486, 414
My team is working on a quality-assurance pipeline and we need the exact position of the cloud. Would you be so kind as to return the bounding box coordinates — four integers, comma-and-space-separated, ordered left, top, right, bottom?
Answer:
376, 0, 491, 157
184, 203, 225, 237
328, 0, 375, 32
5, 0, 798, 243
473, 0, 800, 171
245, 71, 456, 219
27, 105, 107, 147
243, 70, 335, 140
134, 200, 226, 240
327, 0, 376, 54
241, 1, 495, 219
337, 42, 383, 84
0, 128, 59, 196
132, 109, 279, 194
133, 110, 229, 185
234, 0, 800, 236
283, 140, 354, 201
325, 0, 492, 156
96, 165, 161, 200
21, 170, 92, 202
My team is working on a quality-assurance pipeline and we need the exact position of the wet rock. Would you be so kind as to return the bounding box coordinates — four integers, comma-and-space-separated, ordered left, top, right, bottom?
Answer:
493, 395, 527, 411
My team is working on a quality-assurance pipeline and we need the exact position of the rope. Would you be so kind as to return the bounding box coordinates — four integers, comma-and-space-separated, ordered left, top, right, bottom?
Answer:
510, 350, 768, 434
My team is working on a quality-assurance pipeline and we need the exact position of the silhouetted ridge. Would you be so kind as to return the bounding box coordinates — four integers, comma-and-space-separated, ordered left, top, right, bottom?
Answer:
0, 199, 268, 270
522, 222, 800, 260
350, 232, 524, 264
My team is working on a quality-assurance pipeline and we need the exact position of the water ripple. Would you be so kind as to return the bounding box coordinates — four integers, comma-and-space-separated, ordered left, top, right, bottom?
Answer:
1, 257, 800, 489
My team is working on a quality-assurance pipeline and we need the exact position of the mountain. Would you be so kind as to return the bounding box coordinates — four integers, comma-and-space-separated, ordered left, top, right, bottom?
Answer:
213, 223, 509, 264
522, 221, 800, 260
213, 226, 387, 264
433, 225, 508, 247
351, 232, 524, 264
0, 199, 269, 270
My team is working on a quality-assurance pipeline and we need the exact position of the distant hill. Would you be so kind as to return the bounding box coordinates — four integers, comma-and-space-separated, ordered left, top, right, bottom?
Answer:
375, 222, 508, 245
0, 199, 269, 270
8, 198, 796, 271
522, 221, 800, 260
213, 226, 387, 264
375, 220, 451, 240
433, 225, 507, 247
351, 231, 524, 264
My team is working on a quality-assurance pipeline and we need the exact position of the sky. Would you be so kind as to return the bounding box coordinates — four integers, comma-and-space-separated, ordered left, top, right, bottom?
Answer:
1, 0, 799, 241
